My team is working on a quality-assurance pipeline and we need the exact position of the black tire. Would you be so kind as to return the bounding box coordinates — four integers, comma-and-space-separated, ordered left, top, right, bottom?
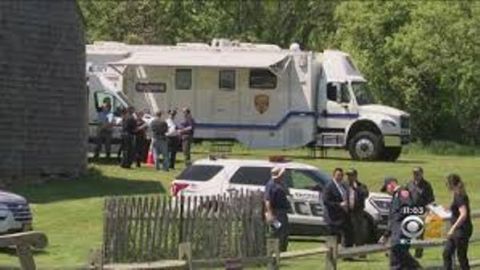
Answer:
348, 131, 383, 161
382, 147, 402, 162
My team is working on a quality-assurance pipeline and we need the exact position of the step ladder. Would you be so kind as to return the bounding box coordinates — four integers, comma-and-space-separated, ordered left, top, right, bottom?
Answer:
309, 133, 345, 158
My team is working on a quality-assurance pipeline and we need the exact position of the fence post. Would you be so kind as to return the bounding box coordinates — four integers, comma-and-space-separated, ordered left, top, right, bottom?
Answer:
178, 242, 192, 270
16, 242, 35, 270
325, 235, 338, 270
266, 238, 279, 270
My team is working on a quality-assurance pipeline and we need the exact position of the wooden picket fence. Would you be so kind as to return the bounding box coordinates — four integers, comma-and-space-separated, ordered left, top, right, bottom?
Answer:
101, 191, 270, 268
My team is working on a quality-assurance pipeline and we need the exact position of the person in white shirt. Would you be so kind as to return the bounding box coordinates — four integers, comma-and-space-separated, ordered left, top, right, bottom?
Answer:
166, 109, 179, 169
94, 98, 114, 159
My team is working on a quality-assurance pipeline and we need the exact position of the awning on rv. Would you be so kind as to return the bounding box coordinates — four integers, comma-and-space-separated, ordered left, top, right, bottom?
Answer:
108, 50, 289, 69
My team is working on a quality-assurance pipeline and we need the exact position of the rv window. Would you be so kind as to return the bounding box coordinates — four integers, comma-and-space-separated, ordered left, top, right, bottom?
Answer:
326, 83, 337, 101
175, 69, 192, 90
219, 70, 235, 90
249, 69, 277, 89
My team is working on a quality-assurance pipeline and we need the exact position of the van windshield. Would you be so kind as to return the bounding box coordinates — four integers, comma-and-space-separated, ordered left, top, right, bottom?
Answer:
351, 82, 374, 105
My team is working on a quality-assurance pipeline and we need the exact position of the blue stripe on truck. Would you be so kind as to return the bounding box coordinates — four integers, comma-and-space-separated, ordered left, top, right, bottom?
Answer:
195, 111, 359, 130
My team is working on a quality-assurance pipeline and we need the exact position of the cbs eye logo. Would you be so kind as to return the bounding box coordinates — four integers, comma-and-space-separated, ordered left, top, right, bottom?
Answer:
401, 215, 425, 239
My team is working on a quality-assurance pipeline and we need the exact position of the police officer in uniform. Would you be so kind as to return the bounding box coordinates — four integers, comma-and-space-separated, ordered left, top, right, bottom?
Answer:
120, 107, 137, 169
407, 167, 435, 258
378, 177, 422, 270
443, 173, 473, 270
264, 166, 290, 252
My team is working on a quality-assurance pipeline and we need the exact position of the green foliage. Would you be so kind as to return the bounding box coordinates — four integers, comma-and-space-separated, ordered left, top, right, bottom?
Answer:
78, 0, 480, 145
404, 141, 480, 156
335, 1, 480, 144
78, 0, 339, 49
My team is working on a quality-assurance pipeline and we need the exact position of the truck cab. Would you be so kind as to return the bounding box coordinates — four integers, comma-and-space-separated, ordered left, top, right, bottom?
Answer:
315, 50, 410, 161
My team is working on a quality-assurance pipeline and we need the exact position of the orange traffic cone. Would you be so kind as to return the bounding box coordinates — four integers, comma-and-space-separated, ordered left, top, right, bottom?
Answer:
146, 150, 155, 167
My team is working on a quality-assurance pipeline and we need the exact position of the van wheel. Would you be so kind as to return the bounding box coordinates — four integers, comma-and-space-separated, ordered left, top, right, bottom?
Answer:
348, 131, 383, 161
382, 147, 402, 162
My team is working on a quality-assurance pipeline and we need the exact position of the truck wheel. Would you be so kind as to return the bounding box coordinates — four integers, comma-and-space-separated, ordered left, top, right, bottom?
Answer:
348, 131, 383, 161
382, 147, 402, 162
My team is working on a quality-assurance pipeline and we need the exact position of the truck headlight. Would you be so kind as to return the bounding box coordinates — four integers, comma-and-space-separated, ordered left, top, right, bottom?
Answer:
370, 198, 391, 212
381, 119, 397, 128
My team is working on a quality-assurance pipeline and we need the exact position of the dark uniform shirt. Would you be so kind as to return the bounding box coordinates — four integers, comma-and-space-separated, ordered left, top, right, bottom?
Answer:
384, 186, 414, 244
407, 178, 435, 207
122, 115, 137, 136
451, 193, 473, 238
264, 179, 290, 212
180, 118, 195, 138
346, 180, 369, 213
150, 118, 168, 141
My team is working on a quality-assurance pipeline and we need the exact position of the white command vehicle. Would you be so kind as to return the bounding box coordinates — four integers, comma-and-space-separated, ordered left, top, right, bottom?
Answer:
171, 158, 392, 240
87, 39, 411, 161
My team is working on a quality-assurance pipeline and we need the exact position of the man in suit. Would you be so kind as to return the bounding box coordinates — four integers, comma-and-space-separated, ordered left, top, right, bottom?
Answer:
323, 167, 352, 247
346, 168, 370, 246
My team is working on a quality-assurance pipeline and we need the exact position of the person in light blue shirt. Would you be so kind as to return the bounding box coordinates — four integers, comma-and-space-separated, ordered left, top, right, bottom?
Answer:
94, 98, 114, 159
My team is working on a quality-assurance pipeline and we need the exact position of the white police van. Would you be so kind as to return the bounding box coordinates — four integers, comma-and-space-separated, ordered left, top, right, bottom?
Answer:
172, 158, 392, 241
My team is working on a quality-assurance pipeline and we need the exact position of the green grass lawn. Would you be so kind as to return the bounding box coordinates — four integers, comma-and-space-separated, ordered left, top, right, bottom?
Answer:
1, 146, 479, 269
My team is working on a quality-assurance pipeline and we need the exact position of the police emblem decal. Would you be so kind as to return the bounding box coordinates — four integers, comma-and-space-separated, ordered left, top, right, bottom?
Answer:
254, 94, 269, 114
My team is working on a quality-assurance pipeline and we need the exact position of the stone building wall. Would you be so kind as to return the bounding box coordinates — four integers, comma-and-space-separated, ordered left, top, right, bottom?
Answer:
0, 0, 87, 185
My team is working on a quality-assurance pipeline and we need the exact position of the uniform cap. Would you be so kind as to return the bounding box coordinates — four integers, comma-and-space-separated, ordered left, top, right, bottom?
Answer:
346, 168, 357, 176
271, 166, 286, 180
381, 176, 397, 192
413, 167, 423, 173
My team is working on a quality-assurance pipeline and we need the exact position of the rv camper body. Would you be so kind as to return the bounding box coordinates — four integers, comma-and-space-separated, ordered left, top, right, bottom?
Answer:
87, 40, 410, 161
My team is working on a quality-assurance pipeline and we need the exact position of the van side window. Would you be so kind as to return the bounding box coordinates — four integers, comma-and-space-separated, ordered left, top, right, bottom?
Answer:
326, 83, 337, 102
175, 69, 192, 90
287, 169, 323, 191
94, 91, 125, 116
230, 167, 272, 185
249, 69, 277, 89
94, 91, 114, 113
219, 70, 235, 90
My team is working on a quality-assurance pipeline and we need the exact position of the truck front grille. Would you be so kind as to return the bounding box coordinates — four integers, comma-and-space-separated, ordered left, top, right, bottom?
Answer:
400, 115, 410, 129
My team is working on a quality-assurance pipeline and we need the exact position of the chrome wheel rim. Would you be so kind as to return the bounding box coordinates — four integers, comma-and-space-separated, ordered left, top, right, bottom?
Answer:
355, 138, 375, 159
